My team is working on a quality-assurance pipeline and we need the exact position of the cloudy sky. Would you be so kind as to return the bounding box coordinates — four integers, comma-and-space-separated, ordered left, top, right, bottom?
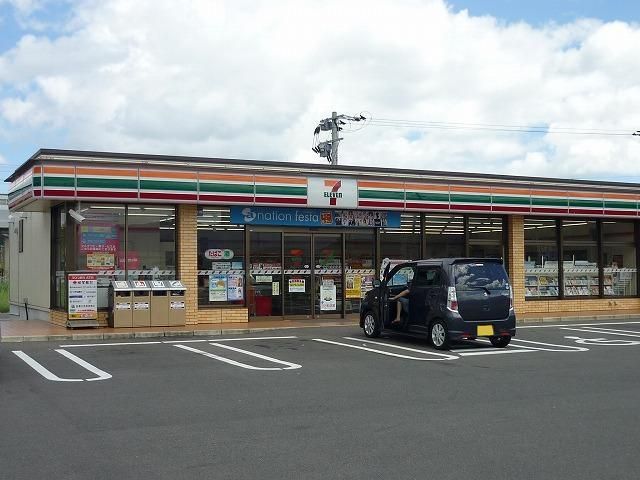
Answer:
1, 0, 639, 191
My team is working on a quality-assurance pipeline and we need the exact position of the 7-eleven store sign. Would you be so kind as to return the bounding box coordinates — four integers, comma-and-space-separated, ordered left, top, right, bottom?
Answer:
308, 177, 358, 208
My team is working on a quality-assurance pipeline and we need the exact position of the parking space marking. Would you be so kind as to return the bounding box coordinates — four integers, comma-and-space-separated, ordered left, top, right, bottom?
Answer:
313, 338, 458, 361
61, 336, 298, 348
210, 336, 298, 342
563, 335, 640, 346
12, 349, 112, 382
60, 341, 164, 348
173, 344, 302, 370
561, 327, 640, 338
508, 338, 589, 352
519, 321, 640, 329
458, 349, 537, 356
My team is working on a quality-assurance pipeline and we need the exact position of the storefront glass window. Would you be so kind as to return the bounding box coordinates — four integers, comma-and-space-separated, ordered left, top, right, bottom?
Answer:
524, 218, 559, 298
127, 205, 176, 281
380, 213, 420, 261
345, 232, 376, 314
249, 231, 282, 317
468, 216, 505, 259
197, 207, 245, 306
602, 221, 637, 296
424, 215, 465, 258
51, 204, 68, 309
562, 220, 599, 296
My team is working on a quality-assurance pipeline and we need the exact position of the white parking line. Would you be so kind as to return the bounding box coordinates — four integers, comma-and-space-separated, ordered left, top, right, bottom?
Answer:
173, 344, 302, 370
12, 349, 111, 382
458, 349, 536, 356
519, 321, 640, 329
561, 327, 640, 338
509, 338, 589, 352
61, 336, 298, 348
313, 338, 458, 361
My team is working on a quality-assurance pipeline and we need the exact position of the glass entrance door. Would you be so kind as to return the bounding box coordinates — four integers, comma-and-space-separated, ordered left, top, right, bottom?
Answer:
314, 234, 343, 317
283, 234, 312, 317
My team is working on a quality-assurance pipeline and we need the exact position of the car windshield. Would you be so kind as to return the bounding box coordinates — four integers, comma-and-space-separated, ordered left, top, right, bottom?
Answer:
454, 262, 509, 290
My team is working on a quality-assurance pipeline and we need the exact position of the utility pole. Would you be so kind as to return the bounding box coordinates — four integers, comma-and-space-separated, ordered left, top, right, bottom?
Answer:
312, 111, 366, 165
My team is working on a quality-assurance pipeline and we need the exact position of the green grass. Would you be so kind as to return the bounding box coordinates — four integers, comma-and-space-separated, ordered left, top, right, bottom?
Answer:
0, 280, 9, 313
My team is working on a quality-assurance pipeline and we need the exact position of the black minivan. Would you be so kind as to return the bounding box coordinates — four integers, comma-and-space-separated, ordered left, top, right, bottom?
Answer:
359, 258, 516, 349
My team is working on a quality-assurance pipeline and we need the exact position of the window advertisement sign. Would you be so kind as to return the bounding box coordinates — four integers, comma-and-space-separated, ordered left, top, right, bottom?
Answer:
68, 274, 98, 320
345, 274, 363, 299
320, 281, 337, 310
205, 248, 234, 260
227, 274, 244, 301
209, 274, 228, 301
86, 252, 115, 270
288, 278, 306, 293
231, 206, 400, 228
79, 224, 119, 252
307, 178, 358, 208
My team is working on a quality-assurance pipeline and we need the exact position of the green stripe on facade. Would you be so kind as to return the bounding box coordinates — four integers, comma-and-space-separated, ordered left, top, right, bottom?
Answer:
43, 176, 75, 187
77, 178, 138, 189
491, 195, 530, 205
33, 176, 41, 187
569, 199, 602, 208
201, 182, 254, 194
9, 184, 32, 201
255, 185, 306, 196
359, 189, 404, 200
140, 179, 197, 192
603, 200, 636, 210
531, 197, 567, 207
450, 194, 491, 204
405, 192, 448, 202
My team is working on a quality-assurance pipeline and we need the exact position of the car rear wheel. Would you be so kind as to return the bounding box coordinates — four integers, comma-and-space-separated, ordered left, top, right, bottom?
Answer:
489, 335, 511, 348
363, 311, 381, 338
429, 319, 449, 350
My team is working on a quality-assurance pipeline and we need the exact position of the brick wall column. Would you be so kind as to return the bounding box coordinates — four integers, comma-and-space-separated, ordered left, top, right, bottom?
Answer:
177, 204, 198, 325
507, 215, 526, 314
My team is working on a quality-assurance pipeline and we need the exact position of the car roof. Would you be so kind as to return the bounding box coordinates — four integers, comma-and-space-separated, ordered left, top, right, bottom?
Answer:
411, 258, 504, 267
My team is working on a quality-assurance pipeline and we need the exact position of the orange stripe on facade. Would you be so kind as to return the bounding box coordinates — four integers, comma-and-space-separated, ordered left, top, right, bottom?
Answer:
43, 165, 75, 174
404, 183, 448, 192
33, 166, 42, 174
567, 190, 604, 199
76, 167, 137, 177
491, 186, 529, 195
602, 192, 639, 201
530, 189, 567, 197
199, 172, 254, 182
357, 180, 403, 189
254, 175, 307, 185
449, 185, 491, 194
140, 170, 197, 180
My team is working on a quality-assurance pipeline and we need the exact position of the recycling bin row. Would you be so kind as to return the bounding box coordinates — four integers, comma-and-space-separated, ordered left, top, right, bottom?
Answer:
109, 280, 186, 328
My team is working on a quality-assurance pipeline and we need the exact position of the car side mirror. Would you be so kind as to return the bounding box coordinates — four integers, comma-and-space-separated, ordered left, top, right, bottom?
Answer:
373, 279, 381, 288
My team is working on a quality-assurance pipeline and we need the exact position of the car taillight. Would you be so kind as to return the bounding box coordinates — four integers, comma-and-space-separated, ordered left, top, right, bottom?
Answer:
508, 284, 514, 311
447, 286, 458, 312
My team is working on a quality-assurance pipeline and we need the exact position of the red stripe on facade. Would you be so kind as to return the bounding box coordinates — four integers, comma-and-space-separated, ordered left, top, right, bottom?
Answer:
358, 200, 405, 209
491, 206, 531, 213
531, 207, 569, 214
569, 208, 604, 215
140, 192, 198, 201
404, 202, 449, 210
42, 189, 75, 197
77, 190, 138, 199
602, 210, 638, 217
199, 194, 254, 203
449, 204, 492, 212
254, 197, 307, 205
33, 189, 41, 197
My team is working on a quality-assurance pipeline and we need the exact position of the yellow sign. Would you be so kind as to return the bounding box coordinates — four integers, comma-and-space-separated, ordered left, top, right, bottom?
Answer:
86, 252, 115, 270
345, 274, 362, 299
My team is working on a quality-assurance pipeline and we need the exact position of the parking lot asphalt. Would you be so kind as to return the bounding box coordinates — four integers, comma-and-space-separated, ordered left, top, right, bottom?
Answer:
2, 321, 640, 480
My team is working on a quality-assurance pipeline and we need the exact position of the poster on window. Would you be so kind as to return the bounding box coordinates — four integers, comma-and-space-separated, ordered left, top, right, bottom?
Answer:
209, 274, 228, 301
68, 274, 98, 320
320, 283, 337, 310
79, 224, 119, 253
345, 274, 362, 299
288, 278, 305, 293
86, 252, 115, 270
227, 274, 244, 301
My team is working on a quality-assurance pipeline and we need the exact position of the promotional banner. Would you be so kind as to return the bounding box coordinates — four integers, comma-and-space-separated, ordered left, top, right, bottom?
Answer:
288, 278, 306, 293
345, 274, 362, 299
68, 274, 98, 320
209, 274, 228, 301
227, 274, 244, 301
79, 224, 119, 253
231, 206, 400, 228
320, 282, 337, 310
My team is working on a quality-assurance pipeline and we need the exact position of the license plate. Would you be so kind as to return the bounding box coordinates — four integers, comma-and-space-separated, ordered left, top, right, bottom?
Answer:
477, 325, 494, 336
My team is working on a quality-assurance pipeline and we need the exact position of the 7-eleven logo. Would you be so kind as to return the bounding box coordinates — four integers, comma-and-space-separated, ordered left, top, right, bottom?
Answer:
323, 180, 343, 205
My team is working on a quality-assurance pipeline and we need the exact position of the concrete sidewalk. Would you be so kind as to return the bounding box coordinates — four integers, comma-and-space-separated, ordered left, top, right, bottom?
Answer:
2, 311, 639, 342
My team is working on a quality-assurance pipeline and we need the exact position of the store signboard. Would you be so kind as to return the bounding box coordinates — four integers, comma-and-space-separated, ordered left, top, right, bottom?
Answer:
307, 178, 358, 208
68, 274, 98, 320
231, 206, 400, 228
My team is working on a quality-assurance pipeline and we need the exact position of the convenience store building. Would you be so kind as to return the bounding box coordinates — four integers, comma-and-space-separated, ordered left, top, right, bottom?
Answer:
6, 149, 640, 326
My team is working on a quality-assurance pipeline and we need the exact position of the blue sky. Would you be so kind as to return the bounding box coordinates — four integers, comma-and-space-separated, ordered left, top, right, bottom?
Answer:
1, 0, 639, 191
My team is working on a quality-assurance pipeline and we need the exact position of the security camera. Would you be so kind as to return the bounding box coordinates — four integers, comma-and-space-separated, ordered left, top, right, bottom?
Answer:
68, 209, 86, 223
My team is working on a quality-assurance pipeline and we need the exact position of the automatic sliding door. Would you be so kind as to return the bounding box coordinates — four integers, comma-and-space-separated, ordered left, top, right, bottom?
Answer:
283, 235, 312, 317
314, 234, 343, 317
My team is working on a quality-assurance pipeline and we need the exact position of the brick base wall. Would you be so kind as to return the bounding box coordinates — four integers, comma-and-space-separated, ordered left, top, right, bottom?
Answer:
197, 308, 248, 324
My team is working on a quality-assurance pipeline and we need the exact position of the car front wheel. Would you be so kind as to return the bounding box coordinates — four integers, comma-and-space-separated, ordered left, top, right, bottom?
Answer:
429, 319, 449, 350
363, 311, 381, 338
489, 335, 511, 348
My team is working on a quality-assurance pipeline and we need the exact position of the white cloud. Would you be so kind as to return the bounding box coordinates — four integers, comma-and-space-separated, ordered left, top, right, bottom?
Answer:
0, 0, 639, 181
